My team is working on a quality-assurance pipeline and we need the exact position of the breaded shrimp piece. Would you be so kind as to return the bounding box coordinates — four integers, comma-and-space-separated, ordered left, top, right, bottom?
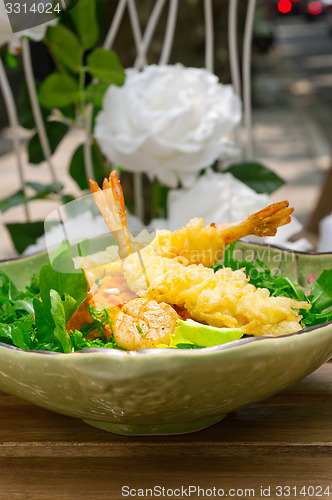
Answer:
113, 297, 180, 350
122, 252, 310, 337
157, 201, 293, 267
88, 172, 294, 267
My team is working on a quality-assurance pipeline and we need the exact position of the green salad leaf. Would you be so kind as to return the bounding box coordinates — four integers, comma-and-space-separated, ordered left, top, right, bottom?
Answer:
301, 269, 332, 327
170, 319, 243, 349
34, 240, 88, 349
70, 330, 120, 351
0, 318, 34, 350
213, 242, 332, 328
0, 268, 39, 350
50, 290, 74, 353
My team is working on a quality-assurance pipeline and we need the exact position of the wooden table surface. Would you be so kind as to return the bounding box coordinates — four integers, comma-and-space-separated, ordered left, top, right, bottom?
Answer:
1, 362, 331, 499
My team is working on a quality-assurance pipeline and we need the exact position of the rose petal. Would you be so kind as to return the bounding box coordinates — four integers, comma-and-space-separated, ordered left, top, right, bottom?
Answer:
94, 64, 242, 188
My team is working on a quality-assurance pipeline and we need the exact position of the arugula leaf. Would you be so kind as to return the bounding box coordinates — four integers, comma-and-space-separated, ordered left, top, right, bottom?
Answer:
33, 297, 56, 344
307, 269, 332, 313
170, 319, 243, 348
25, 273, 40, 296
81, 303, 115, 342
301, 269, 332, 327
0, 323, 13, 344
0, 270, 20, 301
70, 330, 120, 351
10, 318, 34, 350
213, 243, 306, 302
0, 270, 39, 350
0, 316, 34, 350
173, 343, 203, 349
50, 290, 73, 353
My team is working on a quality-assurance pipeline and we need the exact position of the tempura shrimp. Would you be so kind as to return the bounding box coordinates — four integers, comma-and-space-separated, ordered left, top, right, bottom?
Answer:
89, 171, 293, 267
122, 252, 310, 337
113, 297, 180, 350
157, 201, 293, 267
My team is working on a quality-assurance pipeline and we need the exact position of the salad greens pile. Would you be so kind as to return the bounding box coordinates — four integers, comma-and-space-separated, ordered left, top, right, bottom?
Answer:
0, 241, 331, 353
0, 241, 118, 352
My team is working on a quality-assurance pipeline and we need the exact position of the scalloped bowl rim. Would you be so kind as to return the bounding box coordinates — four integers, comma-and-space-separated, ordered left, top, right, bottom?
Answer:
1, 318, 331, 358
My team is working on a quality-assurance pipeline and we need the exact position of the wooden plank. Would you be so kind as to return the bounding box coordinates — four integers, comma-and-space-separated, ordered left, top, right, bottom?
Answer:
0, 456, 331, 500
0, 363, 331, 459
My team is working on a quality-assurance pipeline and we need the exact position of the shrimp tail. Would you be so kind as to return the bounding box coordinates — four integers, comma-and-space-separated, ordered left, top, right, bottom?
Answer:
247, 200, 293, 237
224, 200, 294, 244
89, 171, 131, 258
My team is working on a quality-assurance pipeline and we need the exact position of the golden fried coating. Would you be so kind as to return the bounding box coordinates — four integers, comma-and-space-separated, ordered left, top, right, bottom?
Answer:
89, 171, 293, 267
157, 201, 293, 267
122, 248, 310, 337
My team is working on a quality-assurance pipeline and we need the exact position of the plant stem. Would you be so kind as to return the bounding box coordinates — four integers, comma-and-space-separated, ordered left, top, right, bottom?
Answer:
22, 38, 59, 190
0, 58, 30, 221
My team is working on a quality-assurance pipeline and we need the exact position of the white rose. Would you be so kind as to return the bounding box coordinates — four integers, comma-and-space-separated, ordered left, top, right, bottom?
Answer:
94, 64, 242, 188
0, 1, 56, 53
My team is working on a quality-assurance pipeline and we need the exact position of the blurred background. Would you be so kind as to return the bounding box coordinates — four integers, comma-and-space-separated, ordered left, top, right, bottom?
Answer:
0, 0, 331, 258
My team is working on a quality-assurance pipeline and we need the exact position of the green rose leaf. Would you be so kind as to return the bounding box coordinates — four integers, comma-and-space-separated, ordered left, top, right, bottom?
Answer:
27, 121, 69, 164
0, 182, 63, 213
69, 142, 107, 190
6, 221, 45, 254
39, 73, 79, 108
224, 162, 285, 194
85, 82, 109, 108
47, 24, 83, 72
0, 190, 27, 213
25, 181, 63, 198
86, 48, 125, 85
70, 0, 99, 49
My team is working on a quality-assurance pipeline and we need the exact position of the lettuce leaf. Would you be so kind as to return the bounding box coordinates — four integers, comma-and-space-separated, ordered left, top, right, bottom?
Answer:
34, 240, 88, 347
49, 290, 73, 353
170, 319, 243, 349
301, 269, 332, 327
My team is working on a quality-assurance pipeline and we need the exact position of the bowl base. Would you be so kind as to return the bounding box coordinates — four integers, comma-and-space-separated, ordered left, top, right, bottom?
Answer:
83, 415, 226, 435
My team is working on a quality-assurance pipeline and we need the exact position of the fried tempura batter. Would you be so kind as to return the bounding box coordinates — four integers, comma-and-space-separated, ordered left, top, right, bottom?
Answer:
157, 202, 293, 267
89, 172, 293, 267
122, 248, 310, 337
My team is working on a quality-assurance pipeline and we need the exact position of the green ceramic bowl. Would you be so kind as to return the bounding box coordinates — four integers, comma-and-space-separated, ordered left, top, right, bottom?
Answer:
0, 242, 332, 436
